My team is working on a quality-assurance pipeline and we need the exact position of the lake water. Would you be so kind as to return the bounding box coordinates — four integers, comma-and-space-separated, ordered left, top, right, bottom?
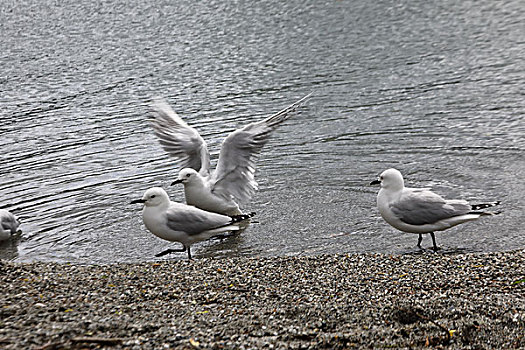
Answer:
1, 0, 523, 263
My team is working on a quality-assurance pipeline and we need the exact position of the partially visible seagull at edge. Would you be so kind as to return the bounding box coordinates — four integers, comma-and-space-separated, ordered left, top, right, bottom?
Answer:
149, 93, 312, 215
370, 168, 500, 251
131, 187, 255, 259
0, 209, 21, 241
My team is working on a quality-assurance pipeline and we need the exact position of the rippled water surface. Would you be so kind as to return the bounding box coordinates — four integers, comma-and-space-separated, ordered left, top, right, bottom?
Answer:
1, 0, 524, 263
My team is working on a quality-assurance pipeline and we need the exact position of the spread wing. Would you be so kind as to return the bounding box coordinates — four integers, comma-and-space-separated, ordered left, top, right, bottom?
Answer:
210, 93, 311, 203
150, 98, 211, 176
164, 203, 232, 235
390, 188, 471, 225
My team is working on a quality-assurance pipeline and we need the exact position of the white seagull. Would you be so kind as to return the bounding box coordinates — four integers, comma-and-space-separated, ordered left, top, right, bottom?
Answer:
150, 93, 311, 215
371, 168, 500, 251
131, 187, 255, 259
0, 209, 20, 241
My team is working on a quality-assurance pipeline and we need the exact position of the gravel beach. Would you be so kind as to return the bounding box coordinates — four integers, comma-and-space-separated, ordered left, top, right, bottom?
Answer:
1, 251, 524, 349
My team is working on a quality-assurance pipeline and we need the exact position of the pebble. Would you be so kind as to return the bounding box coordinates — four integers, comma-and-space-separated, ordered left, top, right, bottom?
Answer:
0, 250, 524, 349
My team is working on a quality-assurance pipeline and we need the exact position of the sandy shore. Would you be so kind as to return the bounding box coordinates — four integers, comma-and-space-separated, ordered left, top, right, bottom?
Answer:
1, 250, 524, 349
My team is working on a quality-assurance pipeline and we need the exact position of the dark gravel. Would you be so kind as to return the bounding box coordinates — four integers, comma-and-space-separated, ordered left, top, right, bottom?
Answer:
1, 251, 524, 349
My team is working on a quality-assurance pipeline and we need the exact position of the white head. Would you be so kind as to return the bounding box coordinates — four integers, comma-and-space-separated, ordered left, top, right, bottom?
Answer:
131, 187, 170, 207
372, 168, 405, 191
171, 168, 200, 186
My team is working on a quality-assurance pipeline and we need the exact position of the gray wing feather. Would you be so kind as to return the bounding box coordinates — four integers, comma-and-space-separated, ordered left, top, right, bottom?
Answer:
165, 204, 231, 235
211, 93, 311, 203
391, 189, 471, 225
150, 99, 211, 176
0, 220, 10, 232
0, 212, 19, 234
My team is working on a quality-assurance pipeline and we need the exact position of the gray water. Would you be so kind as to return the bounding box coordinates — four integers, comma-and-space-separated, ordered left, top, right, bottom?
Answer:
1, 0, 523, 263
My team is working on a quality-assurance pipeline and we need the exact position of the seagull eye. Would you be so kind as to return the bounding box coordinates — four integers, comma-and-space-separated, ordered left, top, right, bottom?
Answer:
186, 174, 191, 178
150, 195, 156, 198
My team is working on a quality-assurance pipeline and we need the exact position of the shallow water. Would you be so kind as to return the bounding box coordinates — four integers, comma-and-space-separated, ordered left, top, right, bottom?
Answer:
1, 0, 524, 263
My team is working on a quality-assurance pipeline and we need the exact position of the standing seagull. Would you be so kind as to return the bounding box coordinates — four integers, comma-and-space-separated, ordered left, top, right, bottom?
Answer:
370, 168, 500, 251
0, 209, 20, 241
150, 93, 311, 215
131, 187, 255, 259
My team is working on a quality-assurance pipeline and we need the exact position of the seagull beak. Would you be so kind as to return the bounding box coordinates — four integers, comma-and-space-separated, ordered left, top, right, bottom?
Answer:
171, 179, 183, 186
130, 199, 146, 204
370, 179, 381, 186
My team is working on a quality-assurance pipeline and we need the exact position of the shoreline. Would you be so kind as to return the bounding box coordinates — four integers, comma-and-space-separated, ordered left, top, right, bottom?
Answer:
1, 250, 524, 349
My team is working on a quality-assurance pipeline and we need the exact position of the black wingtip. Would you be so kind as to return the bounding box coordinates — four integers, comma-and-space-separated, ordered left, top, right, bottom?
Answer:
471, 201, 501, 211
230, 212, 256, 223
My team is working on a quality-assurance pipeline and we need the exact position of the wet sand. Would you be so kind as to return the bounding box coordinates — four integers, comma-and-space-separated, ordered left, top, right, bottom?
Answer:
1, 250, 524, 349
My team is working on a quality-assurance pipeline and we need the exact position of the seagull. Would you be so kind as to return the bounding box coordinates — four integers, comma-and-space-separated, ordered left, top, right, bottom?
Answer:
149, 93, 311, 215
131, 187, 255, 259
0, 209, 20, 241
370, 168, 500, 251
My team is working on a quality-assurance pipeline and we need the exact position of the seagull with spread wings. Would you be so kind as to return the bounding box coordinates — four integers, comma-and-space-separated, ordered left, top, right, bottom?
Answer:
150, 94, 311, 215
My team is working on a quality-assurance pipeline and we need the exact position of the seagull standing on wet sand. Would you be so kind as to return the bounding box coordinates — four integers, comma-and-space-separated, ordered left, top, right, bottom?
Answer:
0, 209, 20, 241
370, 168, 500, 251
149, 93, 311, 215
131, 187, 255, 259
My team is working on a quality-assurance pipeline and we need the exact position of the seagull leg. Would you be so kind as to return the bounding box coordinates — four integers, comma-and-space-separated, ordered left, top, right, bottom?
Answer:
430, 232, 439, 252
187, 247, 192, 260
417, 234, 423, 249
155, 245, 187, 257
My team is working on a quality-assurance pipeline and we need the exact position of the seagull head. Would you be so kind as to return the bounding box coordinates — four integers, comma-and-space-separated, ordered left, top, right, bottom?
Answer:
370, 168, 404, 191
130, 187, 170, 207
171, 168, 199, 186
